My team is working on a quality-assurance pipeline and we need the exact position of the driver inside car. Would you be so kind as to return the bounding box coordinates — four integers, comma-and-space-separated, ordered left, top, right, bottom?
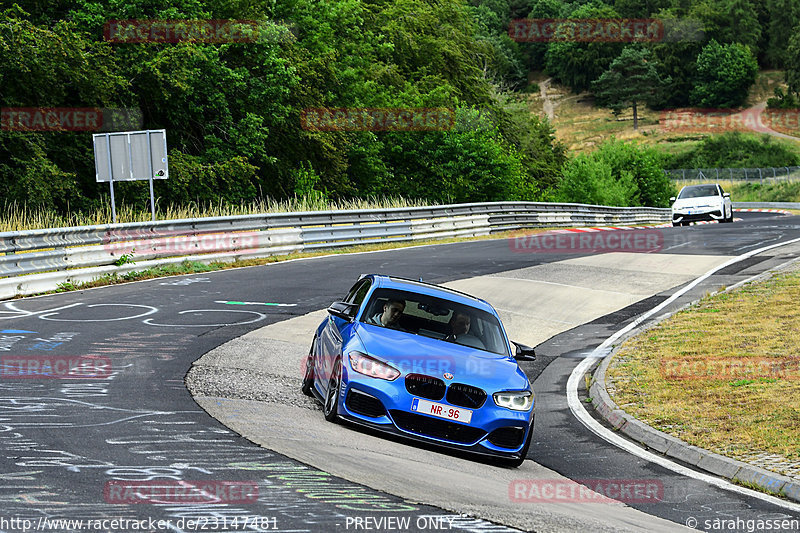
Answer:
366, 299, 407, 330
446, 311, 486, 350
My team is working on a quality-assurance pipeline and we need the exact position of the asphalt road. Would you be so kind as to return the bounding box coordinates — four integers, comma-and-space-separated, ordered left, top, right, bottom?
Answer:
1, 211, 799, 532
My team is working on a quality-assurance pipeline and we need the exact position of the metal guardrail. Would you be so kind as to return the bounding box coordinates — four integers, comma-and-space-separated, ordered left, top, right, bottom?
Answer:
733, 202, 800, 210
0, 202, 670, 299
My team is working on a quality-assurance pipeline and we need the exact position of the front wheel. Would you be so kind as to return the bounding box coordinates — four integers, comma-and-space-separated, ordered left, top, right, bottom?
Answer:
323, 359, 342, 423
500, 417, 534, 468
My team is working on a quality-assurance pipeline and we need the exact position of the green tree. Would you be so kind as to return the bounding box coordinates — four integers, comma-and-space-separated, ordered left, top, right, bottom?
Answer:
544, 3, 624, 92
379, 129, 528, 203
592, 46, 671, 130
690, 0, 761, 55
786, 29, 800, 97
764, 0, 800, 68
648, 8, 704, 108
690, 40, 758, 108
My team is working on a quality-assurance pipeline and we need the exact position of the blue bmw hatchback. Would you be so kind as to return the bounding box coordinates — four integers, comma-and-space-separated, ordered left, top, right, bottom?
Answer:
302, 275, 536, 467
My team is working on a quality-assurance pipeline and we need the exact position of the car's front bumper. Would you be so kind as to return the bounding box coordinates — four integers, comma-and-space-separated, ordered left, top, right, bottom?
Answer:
672, 207, 724, 223
336, 371, 534, 460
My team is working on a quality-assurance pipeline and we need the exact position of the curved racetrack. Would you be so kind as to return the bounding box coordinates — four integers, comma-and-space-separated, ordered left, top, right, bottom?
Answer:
2, 211, 799, 533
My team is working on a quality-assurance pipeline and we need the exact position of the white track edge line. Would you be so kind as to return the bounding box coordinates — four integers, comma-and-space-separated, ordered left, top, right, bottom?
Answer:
566, 236, 800, 513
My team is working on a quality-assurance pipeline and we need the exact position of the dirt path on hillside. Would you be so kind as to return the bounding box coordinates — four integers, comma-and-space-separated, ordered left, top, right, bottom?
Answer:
738, 102, 800, 140
540, 78, 555, 120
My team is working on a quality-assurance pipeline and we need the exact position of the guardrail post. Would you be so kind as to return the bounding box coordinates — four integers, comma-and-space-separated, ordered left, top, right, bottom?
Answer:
759, 168, 762, 185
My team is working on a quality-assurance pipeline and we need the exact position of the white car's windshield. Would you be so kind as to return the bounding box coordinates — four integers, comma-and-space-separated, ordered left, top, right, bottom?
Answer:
361, 288, 510, 356
678, 185, 719, 199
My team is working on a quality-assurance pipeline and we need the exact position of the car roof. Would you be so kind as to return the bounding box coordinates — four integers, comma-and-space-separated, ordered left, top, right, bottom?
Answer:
365, 274, 495, 312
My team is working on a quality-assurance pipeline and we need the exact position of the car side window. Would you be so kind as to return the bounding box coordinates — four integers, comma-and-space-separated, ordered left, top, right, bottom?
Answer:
352, 281, 371, 307
344, 279, 371, 307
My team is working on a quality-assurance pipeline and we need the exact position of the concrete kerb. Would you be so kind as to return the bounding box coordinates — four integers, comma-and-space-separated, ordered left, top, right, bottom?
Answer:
588, 257, 800, 504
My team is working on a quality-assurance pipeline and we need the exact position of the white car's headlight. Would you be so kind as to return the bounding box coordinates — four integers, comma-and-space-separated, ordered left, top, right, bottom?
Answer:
349, 351, 400, 381
493, 390, 534, 411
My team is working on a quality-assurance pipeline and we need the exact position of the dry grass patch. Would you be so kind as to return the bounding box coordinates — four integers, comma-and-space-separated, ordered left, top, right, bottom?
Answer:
0, 196, 430, 232
607, 269, 800, 461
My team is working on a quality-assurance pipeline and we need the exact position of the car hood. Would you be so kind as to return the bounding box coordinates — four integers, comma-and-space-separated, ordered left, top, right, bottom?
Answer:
672, 197, 722, 209
352, 324, 530, 392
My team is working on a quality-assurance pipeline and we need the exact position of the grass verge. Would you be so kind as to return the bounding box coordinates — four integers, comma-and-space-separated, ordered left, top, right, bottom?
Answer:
607, 268, 800, 464
0, 195, 429, 232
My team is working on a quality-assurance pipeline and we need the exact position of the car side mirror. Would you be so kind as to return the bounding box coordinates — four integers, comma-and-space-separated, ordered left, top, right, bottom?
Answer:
723, 193, 730, 198
512, 342, 536, 361
669, 196, 676, 202
327, 301, 357, 322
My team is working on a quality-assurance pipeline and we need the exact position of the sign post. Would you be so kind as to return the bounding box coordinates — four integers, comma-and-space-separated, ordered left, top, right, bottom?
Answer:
93, 129, 168, 223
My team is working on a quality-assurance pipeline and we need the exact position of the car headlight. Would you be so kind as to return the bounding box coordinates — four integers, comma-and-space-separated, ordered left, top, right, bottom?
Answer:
493, 390, 534, 411
348, 351, 400, 381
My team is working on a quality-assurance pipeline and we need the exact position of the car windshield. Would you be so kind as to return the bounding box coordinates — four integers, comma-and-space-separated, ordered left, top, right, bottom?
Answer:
678, 185, 719, 199
361, 288, 510, 356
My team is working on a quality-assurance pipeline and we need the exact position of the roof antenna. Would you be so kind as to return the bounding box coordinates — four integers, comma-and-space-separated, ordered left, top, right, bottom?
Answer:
418, 276, 423, 282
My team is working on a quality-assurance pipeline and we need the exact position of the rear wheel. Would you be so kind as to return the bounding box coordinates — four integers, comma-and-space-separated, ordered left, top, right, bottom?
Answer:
301, 338, 316, 397
323, 359, 342, 423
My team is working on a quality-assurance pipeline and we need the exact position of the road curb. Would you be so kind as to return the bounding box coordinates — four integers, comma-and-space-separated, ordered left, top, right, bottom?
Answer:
588, 259, 800, 505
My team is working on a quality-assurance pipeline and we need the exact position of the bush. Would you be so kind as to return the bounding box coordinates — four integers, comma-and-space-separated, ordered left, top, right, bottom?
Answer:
159, 152, 259, 206
667, 132, 800, 168
690, 40, 758, 108
551, 155, 638, 207
550, 140, 674, 207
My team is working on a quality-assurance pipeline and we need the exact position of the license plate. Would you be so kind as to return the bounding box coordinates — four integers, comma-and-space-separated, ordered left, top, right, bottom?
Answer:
411, 398, 472, 424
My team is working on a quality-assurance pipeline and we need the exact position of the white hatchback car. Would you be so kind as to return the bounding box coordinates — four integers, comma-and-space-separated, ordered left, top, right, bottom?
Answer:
670, 184, 733, 226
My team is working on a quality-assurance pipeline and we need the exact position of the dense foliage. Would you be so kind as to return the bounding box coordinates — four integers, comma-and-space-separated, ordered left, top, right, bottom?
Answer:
0, 0, 568, 212
550, 139, 674, 207
667, 132, 800, 168
1, 0, 796, 215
